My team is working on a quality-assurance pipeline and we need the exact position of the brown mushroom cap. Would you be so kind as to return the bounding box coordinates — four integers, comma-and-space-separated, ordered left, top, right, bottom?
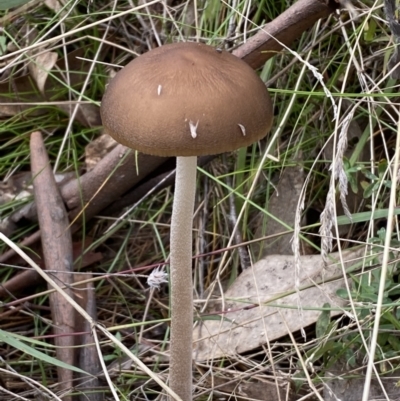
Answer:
100, 42, 273, 157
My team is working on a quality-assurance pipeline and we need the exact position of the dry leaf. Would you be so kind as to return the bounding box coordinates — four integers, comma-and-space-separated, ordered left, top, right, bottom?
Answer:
85, 134, 118, 171
0, 48, 100, 127
193, 249, 364, 361
58, 103, 102, 128
28, 51, 58, 93
44, 0, 66, 12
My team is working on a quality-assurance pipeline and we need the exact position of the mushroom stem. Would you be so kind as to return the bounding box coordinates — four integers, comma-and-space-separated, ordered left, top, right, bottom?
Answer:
169, 155, 197, 401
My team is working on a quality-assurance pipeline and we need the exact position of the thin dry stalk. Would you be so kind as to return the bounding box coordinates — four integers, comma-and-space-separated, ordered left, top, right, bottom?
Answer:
73, 273, 103, 401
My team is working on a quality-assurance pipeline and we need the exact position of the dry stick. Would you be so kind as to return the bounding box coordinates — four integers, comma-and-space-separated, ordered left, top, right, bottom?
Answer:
0, 241, 102, 298
60, 144, 166, 214
232, 0, 340, 69
73, 273, 103, 401
138, 287, 155, 344
30, 131, 75, 401
103, 155, 215, 215
0, 365, 63, 401
0, 230, 41, 265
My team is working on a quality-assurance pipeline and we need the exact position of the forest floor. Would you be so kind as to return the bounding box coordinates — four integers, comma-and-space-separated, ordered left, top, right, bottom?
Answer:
1, 1, 400, 400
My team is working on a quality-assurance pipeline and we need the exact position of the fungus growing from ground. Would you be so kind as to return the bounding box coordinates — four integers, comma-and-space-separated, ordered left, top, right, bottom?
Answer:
100, 42, 273, 401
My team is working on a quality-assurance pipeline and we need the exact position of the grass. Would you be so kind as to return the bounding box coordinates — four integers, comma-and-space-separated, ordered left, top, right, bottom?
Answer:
1, 0, 400, 400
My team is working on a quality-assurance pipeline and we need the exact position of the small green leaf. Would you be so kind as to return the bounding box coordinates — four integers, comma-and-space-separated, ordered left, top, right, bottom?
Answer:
360, 180, 370, 191
0, 0, 33, 9
377, 332, 389, 347
383, 180, 392, 189
0, 36, 6, 56
362, 169, 377, 181
336, 288, 349, 299
316, 303, 331, 338
364, 18, 376, 42
378, 159, 388, 177
363, 182, 378, 199
0, 329, 90, 376
196, 314, 235, 323
292, 370, 306, 392
348, 173, 359, 194
377, 227, 386, 242
360, 291, 378, 303
344, 347, 357, 368
387, 334, 400, 351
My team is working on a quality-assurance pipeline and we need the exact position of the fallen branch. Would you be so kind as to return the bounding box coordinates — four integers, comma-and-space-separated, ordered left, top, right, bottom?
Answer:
30, 131, 75, 401
233, 0, 339, 68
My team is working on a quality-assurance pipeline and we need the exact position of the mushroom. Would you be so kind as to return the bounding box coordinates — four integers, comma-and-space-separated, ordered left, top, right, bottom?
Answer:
100, 42, 273, 400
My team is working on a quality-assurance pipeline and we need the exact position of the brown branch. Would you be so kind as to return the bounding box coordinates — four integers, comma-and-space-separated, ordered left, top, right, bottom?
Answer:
61, 144, 166, 214
74, 273, 104, 401
233, 0, 340, 69
103, 155, 215, 215
30, 131, 75, 401
0, 240, 102, 298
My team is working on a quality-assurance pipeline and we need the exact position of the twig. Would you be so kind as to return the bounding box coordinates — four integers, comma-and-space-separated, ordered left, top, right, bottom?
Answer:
61, 144, 166, 219
233, 0, 339, 69
0, 240, 102, 298
74, 273, 104, 401
30, 131, 75, 401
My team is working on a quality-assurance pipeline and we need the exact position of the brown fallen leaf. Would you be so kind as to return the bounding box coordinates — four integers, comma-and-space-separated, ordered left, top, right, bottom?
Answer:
0, 48, 100, 127
85, 133, 118, 171
44, 0, 66, 12
193, 249, 364, 361
28, 51, 58, 93
0, 74, 44, 117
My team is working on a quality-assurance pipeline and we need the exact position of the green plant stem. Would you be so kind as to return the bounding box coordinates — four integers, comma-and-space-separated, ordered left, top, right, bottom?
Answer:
169, 156, 196, 401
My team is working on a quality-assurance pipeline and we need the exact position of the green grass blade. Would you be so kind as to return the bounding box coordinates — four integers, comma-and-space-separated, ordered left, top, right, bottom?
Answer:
0, 0, 33, 9
0, 329, 90, 376
337, 208, 400, 225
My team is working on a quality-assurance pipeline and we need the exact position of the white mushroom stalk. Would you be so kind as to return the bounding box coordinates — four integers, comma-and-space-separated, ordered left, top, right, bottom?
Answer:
169, 156, 197, 400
